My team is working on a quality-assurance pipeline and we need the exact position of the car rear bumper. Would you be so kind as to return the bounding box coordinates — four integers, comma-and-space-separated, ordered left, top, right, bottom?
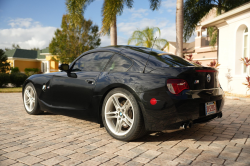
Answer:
138, 87, 225, 131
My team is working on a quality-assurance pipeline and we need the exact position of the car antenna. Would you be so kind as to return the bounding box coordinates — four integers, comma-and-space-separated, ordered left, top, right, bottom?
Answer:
142, 37, 157, 73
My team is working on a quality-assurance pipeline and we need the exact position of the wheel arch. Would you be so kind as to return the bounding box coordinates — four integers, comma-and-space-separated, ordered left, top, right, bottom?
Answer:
97, 83, 144, 127
22, 79, 34, 97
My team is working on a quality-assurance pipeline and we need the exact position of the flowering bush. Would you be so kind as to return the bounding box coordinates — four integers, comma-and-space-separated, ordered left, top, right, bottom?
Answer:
207, 59, 220, 69
243, 76, 250, 89
241, 57, 250, 93
185, 54, 202, 65
240, 57, 250, 67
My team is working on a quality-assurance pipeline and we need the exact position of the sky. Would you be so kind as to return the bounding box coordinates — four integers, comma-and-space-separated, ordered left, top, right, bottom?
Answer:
0, 0, 195, 50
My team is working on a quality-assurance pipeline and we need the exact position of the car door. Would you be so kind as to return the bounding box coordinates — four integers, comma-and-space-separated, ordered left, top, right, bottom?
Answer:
50, 52, 114, 112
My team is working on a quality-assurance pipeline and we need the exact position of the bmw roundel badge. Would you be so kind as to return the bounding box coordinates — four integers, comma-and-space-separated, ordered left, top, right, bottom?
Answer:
207, 74, 211, 83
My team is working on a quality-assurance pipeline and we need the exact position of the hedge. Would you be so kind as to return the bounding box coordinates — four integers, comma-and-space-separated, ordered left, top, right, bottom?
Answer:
24, 68, 39, 76
0, 73, 10, 87
11, 67, 20, 73
10, 73, 28, 87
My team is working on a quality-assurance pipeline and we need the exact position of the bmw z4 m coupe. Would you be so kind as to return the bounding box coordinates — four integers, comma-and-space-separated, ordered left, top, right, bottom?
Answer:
22, 46, 224, 141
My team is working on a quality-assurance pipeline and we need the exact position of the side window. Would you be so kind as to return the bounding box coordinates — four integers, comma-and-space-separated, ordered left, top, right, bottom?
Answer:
105, 54, 132, 72
72, 52, 113, 72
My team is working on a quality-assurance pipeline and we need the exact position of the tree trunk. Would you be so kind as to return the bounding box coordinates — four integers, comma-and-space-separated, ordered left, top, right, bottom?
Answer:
176, 0, 183, 57
110, 15, 117, 46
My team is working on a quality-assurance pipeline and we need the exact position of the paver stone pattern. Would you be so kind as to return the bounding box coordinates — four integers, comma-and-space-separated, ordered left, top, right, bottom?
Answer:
1, 93, 250, 166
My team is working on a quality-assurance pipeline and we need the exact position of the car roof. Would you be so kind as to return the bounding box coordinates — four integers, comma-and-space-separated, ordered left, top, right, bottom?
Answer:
75, 45, 176, 72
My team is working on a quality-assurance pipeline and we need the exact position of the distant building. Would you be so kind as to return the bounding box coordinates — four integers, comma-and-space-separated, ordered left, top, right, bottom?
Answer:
5, 47, 59, 73
164, 8, 218, 66
164, 41, 195, 57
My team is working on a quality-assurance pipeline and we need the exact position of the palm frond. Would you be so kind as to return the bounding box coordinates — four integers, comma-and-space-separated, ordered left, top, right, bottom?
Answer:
149, 0, 161, 10
66, 0, 94, 27
128, 26, 168, 50
125, 0, 133, 8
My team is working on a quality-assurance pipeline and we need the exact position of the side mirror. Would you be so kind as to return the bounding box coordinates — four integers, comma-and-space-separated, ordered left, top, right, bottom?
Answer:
59, 64, 69, 72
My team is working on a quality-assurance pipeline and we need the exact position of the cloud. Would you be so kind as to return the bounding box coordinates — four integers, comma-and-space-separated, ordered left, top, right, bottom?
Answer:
118, 18, 169, 37
0, 18, 57, 50
124, 8, 149, 19
162, 0, 176, 9
8, 18, 39, 28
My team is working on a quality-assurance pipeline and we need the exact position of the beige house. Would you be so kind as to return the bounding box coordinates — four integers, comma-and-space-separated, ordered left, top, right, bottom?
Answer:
164, 41, 195, 56
194, 8, 218, 66
201, 2, 250, 95
164, 9, 218, 66
5, 47, 59, 73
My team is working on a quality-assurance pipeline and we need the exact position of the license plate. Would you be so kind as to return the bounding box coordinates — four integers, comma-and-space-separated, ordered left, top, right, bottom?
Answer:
205, 101, 216, 115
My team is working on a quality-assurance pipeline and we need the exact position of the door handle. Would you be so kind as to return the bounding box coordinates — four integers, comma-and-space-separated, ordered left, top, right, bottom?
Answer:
86, 79, 95, 84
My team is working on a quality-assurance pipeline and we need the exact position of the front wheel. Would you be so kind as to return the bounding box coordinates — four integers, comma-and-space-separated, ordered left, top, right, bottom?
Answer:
102, 88, 145, 141
23, 83, 43, 115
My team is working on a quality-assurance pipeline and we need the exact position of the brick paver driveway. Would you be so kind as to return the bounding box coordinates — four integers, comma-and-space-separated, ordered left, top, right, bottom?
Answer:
0, 93, 250, 166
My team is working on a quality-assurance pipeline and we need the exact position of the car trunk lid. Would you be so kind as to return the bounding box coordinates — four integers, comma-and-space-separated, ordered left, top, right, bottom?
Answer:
177, 67, 219, 90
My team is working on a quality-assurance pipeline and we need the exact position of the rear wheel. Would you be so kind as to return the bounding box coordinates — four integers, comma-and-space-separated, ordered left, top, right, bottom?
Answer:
23, 83, 43, 115
102, 88, 145, 141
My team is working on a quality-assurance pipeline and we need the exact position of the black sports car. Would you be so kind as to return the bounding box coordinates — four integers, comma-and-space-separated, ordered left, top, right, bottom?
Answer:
22, 46, 224, 141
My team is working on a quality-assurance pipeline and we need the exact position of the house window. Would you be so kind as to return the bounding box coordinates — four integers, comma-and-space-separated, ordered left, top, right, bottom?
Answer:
243, 27, 248, 73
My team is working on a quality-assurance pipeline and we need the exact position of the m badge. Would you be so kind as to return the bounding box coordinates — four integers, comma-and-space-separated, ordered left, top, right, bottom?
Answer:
194, 80, 199, 84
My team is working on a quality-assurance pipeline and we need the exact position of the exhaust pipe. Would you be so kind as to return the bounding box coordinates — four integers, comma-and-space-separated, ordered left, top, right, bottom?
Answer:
181, 123, 188, 129
181, 121, 193, 129
188, 122, 193, 128
217, 112, 223, 118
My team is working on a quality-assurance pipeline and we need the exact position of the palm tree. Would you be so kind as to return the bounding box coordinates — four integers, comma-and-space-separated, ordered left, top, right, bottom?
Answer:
176, 0, 183, 57
66, 0, 161, 46
128, 27, 169, 50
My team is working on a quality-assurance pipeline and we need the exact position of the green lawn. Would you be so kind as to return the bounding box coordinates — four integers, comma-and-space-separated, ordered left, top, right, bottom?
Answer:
0, 87, 22, 93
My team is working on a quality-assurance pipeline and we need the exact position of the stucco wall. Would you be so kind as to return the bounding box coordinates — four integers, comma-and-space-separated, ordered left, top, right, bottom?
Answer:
14, 60, 41, 72
44, 55, 59, 72
50, 61, 59, 72
164, 44, 176, 55
194, 51, 217, 59
218, 11, 250, 95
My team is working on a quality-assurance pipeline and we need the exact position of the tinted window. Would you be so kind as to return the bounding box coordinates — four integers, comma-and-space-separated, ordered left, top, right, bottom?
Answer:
152, 54, 201, 67
72, 52, 113, 72
105, 54, 132, 72
129, 46, 201, 67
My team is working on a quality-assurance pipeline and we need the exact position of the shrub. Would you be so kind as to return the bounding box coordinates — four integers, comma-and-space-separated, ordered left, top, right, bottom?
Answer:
0, 73, 10, 87
10, 73, 28, 87
24, 68, 39, 76
207, 60, 220, 69
11, 67, 20, 73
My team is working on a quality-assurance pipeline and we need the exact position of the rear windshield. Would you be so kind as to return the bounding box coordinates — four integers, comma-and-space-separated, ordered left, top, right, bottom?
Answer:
155, 54, 202, 67
135, 47, 201, 67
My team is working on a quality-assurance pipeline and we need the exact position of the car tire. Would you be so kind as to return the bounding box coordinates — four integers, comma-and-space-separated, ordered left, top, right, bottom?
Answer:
102, 88, 145, 141
23, 83, 43, 115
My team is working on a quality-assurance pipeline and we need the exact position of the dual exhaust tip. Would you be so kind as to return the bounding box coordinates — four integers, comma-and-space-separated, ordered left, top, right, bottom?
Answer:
181, 112, 223, 129
181, 121, 193, 129
217, 112, 223, 118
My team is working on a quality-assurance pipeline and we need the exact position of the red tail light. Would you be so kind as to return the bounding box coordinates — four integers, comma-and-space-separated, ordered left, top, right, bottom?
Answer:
167, 79, 189, 94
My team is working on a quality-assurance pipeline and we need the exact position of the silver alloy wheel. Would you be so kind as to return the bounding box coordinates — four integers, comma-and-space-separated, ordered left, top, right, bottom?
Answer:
104, 93, 134, 136
24, 86, 36, 112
